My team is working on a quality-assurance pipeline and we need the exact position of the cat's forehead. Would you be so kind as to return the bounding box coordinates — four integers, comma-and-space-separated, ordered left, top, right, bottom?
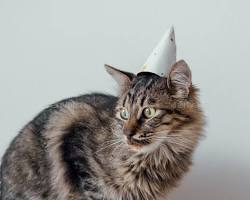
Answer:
123, 73, 167, 105
132, 73, 160, 90
134, 73, 166, 90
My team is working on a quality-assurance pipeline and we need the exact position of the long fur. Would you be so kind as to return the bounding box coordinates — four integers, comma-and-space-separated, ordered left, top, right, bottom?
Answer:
1, 69, 204, 200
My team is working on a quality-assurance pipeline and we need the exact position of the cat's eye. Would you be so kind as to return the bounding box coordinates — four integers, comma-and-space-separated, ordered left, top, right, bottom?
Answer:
143, 107, 156, 119
120, 108, 129, 120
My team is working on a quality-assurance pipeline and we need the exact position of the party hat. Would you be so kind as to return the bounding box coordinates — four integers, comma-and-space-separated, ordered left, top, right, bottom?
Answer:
140, 26, 176, 76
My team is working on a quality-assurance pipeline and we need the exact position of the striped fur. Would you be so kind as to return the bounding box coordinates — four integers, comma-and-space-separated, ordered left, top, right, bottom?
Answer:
1, 61, 204, 200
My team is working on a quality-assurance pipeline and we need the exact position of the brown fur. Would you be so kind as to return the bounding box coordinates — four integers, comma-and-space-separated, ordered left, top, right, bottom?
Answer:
1, 60, 204, 200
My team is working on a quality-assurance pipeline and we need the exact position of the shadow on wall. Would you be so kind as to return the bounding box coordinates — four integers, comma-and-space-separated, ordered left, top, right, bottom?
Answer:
169, 157, 250, 200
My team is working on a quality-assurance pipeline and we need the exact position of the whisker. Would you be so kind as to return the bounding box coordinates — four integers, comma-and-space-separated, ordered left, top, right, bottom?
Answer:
153, 130, 195, 135
150, 135, 194, 148
158, 139, 193, 150
154, 137, 194, 146
99, 138, 121, 146
151, 136, 194, 142
95, 140, 122, 154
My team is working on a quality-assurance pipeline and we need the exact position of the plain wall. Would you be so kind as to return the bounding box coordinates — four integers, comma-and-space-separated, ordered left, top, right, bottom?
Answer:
0, 0, 249, 199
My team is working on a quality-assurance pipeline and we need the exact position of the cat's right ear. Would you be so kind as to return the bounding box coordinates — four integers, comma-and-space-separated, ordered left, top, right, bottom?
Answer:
167, 60, 192, 98
105, 64, 135, 90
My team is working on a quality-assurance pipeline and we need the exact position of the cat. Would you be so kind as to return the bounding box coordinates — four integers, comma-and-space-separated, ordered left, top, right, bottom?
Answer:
0, 60, 204, 200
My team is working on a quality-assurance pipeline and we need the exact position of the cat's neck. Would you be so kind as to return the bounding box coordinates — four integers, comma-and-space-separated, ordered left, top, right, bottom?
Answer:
105, 143, 189, 200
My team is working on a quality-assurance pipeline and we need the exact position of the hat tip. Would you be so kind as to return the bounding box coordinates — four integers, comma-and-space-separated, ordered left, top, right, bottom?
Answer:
138, 25, 177, 77
170, 25, 174, 31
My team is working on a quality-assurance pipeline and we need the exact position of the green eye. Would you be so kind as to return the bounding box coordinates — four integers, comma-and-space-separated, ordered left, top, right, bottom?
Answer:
120, 108, 129, 120
143, 107, 156, 119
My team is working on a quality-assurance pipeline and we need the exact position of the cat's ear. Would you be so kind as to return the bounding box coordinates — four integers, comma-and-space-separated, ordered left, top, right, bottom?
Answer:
105, 64, 135, 90
167, 60, 192, 98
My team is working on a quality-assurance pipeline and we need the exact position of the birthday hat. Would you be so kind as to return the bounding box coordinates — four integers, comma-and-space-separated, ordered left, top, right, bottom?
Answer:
139, 26, 176, 76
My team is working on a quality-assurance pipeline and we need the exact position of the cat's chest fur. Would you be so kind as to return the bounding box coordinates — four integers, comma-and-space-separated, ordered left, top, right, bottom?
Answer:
99, 145, 190, 200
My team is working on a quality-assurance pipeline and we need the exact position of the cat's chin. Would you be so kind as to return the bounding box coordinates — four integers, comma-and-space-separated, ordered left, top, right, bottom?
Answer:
126, 138, 161, 154
125, 139, 143, 152
129, 144, 142, 152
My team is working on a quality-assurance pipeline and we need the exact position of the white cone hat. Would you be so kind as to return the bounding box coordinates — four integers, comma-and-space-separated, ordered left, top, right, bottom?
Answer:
139, 26, 176, 76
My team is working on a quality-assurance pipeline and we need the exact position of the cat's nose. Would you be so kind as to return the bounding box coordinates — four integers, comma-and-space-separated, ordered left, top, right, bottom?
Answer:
124, 129, 136, 140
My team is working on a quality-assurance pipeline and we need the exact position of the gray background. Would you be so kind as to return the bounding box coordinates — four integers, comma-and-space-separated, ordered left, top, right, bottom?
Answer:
0, 0, 250, 199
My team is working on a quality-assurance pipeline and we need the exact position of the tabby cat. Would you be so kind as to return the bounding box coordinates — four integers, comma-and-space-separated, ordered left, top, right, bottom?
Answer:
0, 60, 204, 200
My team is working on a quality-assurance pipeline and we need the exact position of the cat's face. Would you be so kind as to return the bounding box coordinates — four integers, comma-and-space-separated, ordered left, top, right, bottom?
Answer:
106, 60, 203, 153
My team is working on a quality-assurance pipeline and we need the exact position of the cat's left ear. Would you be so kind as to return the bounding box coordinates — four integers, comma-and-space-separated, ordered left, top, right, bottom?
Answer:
105, 64, 135, 90
167, 60, 192, 98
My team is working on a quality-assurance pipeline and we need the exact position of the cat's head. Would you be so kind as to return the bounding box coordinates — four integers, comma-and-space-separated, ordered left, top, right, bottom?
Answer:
105, 60, 203, 154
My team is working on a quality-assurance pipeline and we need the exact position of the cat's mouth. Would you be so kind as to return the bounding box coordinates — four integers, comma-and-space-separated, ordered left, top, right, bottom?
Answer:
127, 137, 151, 150
127, 139, 143, 151
126, 137, 161, 153
128, 138, 143, 146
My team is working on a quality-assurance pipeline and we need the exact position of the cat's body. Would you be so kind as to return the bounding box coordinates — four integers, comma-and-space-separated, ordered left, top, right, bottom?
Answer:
1, 94, 117, 200
1, 61, 204, 200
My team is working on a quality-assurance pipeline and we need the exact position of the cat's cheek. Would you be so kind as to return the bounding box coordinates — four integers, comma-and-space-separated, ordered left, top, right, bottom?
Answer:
153, 125, 170, 134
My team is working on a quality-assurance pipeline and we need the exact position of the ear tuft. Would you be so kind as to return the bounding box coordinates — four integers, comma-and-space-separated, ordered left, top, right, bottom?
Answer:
168, 60, 192, 98
104, 64, 135, 91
